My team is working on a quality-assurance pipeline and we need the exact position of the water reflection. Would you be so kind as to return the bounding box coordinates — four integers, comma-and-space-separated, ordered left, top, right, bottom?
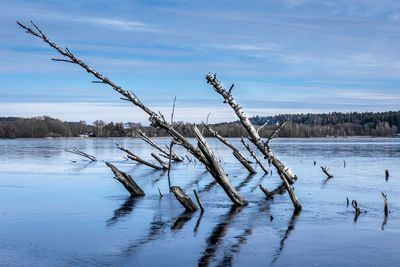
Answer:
106, 196, 138, 227
194, 212, 204, 233
122, 215, 171, 255
184, 171, 209, 190
199, 180, 217, 193
198, 206, 243, 266
217, 228, 253, 267
272, 210, 301, 264
382, 214, 388, 231
235, 174, 256, 191
171, 211, 194, 231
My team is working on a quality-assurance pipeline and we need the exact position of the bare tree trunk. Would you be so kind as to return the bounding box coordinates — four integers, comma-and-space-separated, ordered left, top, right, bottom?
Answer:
116, 143, 163, 170
137, 129, 183, 162
151, 153, 169, 170
203, 123, 256, 174
194, 189, 205, 213
240, 137, 269, 174
321, 166, 333, 178
259, 184, 274, 199
105, 162, 145, 196
206, 74, 301, 210
170, 186, 198, 212
194, 126, 248, 206
65, 148, 97, 162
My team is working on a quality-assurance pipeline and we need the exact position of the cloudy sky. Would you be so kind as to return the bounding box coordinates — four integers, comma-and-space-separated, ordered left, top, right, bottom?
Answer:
1, 0, 400, 124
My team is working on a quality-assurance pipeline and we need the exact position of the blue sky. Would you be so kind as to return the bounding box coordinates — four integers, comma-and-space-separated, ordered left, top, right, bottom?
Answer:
1, 0, 400, 124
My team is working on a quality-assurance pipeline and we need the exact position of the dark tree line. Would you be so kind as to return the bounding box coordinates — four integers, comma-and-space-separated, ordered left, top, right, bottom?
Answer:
1, 111, 399, 138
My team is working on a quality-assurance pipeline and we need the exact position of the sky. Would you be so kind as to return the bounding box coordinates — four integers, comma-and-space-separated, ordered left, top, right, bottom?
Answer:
1, 0, 400, 124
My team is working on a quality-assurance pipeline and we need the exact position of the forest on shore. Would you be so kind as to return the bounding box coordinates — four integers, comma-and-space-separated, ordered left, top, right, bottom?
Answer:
1, 111, 399, 138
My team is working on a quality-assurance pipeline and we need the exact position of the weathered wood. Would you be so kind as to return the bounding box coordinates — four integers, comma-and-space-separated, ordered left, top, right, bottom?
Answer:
167, 141, 174, 189
277, 168, 302, 211
65, 147, 97, 162
105, 162, 145, 196
241, 137, 269, 174
170, 186, 198, 212
203, 123, 256, 174
116, 143, 163, 170
151, 153, 169, 170
259, 184, 274, 199
193, 189, 204, 213
266, 120, 288, 145
382, 192, 389, 216
17, 21, 209, 168
137, 129, 183, 162
352, 200, 361, 216
17, 22, 265, 206
321, 166, 333, 178
206, 74, 301, 210
158, 187, 163, 198
194, 126, 248, 206
232, 151, 257, 174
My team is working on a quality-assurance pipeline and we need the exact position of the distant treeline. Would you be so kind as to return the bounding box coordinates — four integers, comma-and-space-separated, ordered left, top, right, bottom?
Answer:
1, 111, 399, 138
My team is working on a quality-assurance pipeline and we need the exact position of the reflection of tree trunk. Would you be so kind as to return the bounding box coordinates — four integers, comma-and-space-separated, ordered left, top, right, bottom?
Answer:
198, 180, 218, 193
198, 206, 243, 266
235, 174, 256, 191
272, 210, 301, 264
122, 216, 171, 255
217, 228, 252, 267
171, 211, 194, 231
106, 196, 137, 226
382, 214, 388, 231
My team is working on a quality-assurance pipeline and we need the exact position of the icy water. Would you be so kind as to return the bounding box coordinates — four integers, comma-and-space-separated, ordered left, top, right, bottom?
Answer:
0, 138, 399, 267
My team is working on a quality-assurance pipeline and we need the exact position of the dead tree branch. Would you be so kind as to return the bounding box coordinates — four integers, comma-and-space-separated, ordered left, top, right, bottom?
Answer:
170, 186, 198, 212
194, 126, 248, 206
65, 148, 97, 162
105, 162, 145, 196
240, 137, 269, 174
382, 192, 389, 217
259, 184, 274, 199
206, 73, 301, 211
116, 143, 163, 170
193, 189, 205, 213
151, 153, 169, 170
266, 120, 289, 146
203, 123, 256, 174
321, 166, 334, 178
17, 21, 247, 206
137, 129, 183, 162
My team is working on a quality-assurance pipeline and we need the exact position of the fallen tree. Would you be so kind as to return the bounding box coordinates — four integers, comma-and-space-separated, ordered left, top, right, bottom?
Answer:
105, 162, 145, 196
203, 123, 256, 174
18, 21, 247, 206
206, 74, 302, 211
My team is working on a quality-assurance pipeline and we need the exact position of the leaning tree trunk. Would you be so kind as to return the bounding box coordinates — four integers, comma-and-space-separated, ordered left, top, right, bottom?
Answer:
194, 126, 248, 206
203, 123, 256, 174
17, 21, 247, 207
105, 162, 145, 196
170, 186, 198, 212
206, 74, 301, 211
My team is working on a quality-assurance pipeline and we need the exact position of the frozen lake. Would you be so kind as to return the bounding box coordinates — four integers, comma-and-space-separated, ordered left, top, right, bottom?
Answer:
0, 137, 399, 266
